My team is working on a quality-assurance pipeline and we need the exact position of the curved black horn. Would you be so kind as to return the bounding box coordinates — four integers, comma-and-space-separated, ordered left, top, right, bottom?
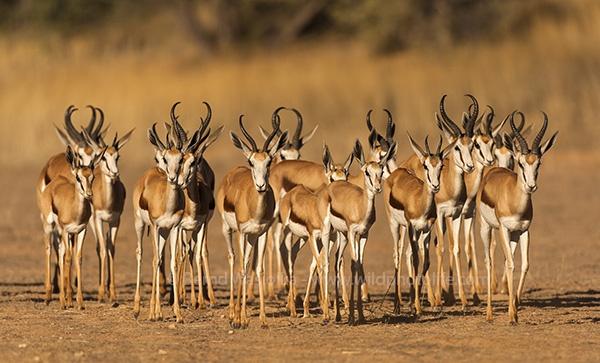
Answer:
263, 114, 281, 151
465, 94, 479, 136
424, 136, 431, 154
239, 115, 258, 151
532, 111, 549, 154
271, 106, 285, 132
63, 105, 85, 144
383, 108, 395, 142
439, 95, 462, 136
150, 122, 166, 149
289, 107, 303, 147
484, 105, 494, 135
436, 135, 443, 154
84, 105, 97, 135
510, 111, 529, 153
366, 109, 374, 132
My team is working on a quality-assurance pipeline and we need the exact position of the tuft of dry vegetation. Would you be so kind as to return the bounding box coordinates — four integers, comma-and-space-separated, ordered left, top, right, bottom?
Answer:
0, 1, 599, 167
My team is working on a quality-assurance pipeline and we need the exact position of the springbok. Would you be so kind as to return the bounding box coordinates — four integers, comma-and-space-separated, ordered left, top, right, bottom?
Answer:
346, 109, 398, 302
257, 107, 318, 299
278, 144, 352, 320
329, 139, 395, 324
479, 112, 557, 323
169, 101, 223, 309
132, 114, 199, 322
37, 105, 107, 296
460, 105, 508, 304
217, 115, 287, 328
37, 146, 103, 309
84, 127, 134, 303
401, 95, 477, 309
384, 135, 452, 315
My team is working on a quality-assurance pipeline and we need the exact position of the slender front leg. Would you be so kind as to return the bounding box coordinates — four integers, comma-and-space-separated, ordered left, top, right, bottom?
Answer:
272, 221, 285, 294
75, 230, 86, 310
357, 234, 368, 323
516, 230, 530, 307
434, 217, 446, 307
240, 234, 253, 328
390, 221, 401, 313
153, 227, 168, 321
255, 232, 269, 328
479, 218, 493, 321
199, 222, 216, 306
333, 236, 343, 322
107, 220, 120, 303
133, 216, 144, 318
347, 230, 359, 325
283, 229, 296, 317
447, 216, 468, 309
320, 225, 331, 322
266, 228, 275, 299
43, 225, 53, 304
337, 232, 350, 310
410, 228, 422, 316
169, 228, 183, 322
463, 216, 481, 304
192, 228, 202, 309
499, 226, 517, 324
94, 216, 107, 303
65, 234, 74, 308
58, 233, 67, 310
221, 222, 235, 323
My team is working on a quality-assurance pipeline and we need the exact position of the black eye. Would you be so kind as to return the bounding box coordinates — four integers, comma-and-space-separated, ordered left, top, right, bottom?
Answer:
423, 164, 428, 171
474, 142, 480, 150
454, 146, 460, 152
248, 160, 253, 167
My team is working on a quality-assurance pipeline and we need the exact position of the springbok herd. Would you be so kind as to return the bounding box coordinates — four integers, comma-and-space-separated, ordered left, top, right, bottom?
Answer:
35, 95, 557, 328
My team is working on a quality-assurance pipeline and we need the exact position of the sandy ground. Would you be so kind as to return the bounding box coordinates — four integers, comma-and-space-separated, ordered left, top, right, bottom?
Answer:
1, 152, 599, 362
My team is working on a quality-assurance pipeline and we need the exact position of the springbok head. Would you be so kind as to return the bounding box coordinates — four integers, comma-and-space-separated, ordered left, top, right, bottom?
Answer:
169, 101, 224, 186
435, 94, 477, 173
65, 145, 104, 200
148, 105, 186, 186
407, 134, 455, 193
366, 109, 396, 163
322, 144, 353, 183
55, 105, 109, 166
259, 107, 318, 161
231, 114, 288, 192
510, 112, 558, 193
353, 135, 396, 194
493, 111, 531, 170
470, 105, 509, 167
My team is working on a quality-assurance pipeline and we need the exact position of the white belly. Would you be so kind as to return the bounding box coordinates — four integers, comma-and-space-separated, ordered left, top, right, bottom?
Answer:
288, 219, 310, 239
500, 216, 531, 232
223, 211, 238, 231
479, 202, 500, 228
389, 207, 408, 228
239, 219, 269, 235
330, 212, 347, 233
64, 222, 87, 234
179, 216, 199, 231
437, 200, 462, 219
155, 212, 182, 229
410, 215, 430, 232
95, 209, 118, 223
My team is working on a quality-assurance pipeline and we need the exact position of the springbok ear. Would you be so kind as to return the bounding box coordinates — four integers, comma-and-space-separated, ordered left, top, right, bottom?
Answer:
407, 133, 426, 163
353, 140, 365, 166
492, 114, 509, 137
230, 132, 253, 157
322, 144, 332, 171
94, 147, 107, 166
441, 139, 457, 159
368, 130, 378, 150
116, 128, 135, 150
300, 125, 318, 146
55, 126, 76, 147
540, 131, 558, 156
197, 125, 224, 157
65, 146, 76, 167
343, 151, 354, 173
435, 113, 454, 142
383, 142, 397, 164
268, 131, 289, 157
258, 125, 270, 140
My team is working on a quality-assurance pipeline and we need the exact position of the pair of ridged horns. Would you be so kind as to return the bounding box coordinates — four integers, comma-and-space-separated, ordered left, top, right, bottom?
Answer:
63, 105, 107, 146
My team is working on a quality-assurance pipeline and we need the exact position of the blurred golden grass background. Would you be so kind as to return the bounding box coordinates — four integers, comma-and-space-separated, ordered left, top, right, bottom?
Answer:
0, 0, 599, 168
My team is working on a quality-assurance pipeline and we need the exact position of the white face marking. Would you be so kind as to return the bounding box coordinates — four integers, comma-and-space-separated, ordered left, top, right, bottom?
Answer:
363, 162, 384, 194
516, 153, 541, 193
178, 153, 197, 187
100, 149, 120, 179
452, 137, 475, 173
495, 147, 514, 169
73, 167, 94, 199
473, 135, 495, 166
423, 157, 443, 193
157, 149, 184, 186
248, 152, 272, 192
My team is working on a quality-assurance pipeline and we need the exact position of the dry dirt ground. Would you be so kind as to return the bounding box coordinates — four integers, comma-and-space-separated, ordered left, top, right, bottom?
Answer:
0, 152, 599, 362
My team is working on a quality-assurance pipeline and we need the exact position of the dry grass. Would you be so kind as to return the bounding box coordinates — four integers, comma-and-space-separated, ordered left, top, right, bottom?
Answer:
0, 2, 599, 167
